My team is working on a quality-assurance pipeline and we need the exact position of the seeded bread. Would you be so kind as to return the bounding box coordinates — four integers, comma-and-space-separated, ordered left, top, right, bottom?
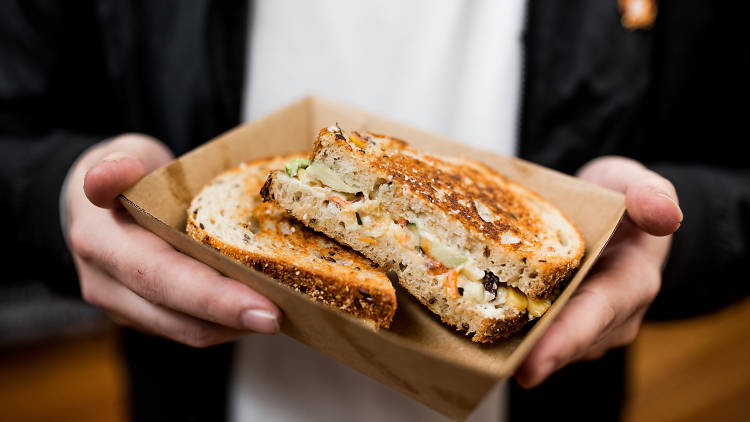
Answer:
187, 154, 397, 328
261, 126, 584, 342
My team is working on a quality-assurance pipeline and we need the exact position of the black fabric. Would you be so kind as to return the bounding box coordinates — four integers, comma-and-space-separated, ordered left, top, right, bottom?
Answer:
509, 348, 626, 422
648, 164, 750, 319
511, 2, 748, 419
519, 0, 750, 322
1, 0, 748, 420
0, 0, 114, 294
120, 329, 233, 422
0, 0, 247, 418
519, 0, 653, 175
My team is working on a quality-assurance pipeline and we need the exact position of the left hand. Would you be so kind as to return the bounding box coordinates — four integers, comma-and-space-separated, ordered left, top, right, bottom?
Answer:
514, 156, 683, 388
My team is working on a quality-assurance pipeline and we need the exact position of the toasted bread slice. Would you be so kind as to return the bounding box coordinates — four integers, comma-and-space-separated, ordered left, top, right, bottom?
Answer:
187, 154, 396, 328
261, 126, 584, 342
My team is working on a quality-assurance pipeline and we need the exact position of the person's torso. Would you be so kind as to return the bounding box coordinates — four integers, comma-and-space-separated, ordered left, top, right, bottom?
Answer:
232, 2, 525, 421
36, 1, 747, 419
243, 0, 525, 156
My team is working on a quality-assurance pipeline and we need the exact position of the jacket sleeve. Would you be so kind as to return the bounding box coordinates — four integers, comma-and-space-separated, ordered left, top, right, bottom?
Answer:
1, 1, 106, 294
647, 163, 750, 319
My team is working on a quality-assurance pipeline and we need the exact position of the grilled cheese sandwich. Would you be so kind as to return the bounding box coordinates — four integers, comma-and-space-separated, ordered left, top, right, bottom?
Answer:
261, 125, 584, 342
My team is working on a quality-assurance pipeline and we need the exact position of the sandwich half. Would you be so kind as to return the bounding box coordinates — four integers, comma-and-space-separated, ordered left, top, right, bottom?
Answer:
261, 126, 584, 342
187, 154, 397, 328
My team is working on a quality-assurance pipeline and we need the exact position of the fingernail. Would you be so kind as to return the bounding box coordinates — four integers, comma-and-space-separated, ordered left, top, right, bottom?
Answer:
100, 152, 133, 164
655, 191, 683, 222
241, 309, 280, 334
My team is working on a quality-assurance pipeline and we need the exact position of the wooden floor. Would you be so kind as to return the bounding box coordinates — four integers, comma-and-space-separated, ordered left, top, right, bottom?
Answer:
0, 331, 126, 422
1, 297, 749, 422
622, 296, 750, 422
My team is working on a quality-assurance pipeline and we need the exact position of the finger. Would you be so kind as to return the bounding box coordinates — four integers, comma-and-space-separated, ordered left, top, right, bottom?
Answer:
577, 156, 682, 236
581, 310, 646, 361
625, 181, 682, 236
79, 261, 251, 347
104, 310, 130, 327
76, 208, 282, 334
514, 247, 658, 388
514, 286, 617, 388
84, 135, 173, 209
84, 155, 147, 208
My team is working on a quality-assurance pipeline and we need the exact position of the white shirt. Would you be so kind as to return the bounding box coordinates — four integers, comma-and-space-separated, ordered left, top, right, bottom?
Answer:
232, 1, 526, 420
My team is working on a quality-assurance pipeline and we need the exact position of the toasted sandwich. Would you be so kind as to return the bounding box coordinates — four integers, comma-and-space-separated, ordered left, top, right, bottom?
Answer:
261, 126, 584, 342
187, 154, 397, 328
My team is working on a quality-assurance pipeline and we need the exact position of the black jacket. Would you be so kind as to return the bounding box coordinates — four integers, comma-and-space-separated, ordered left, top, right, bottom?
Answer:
1, 1, 747, 420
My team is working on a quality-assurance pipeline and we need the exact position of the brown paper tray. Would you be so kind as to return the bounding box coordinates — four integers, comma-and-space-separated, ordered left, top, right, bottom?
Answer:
120, 96, 625, 420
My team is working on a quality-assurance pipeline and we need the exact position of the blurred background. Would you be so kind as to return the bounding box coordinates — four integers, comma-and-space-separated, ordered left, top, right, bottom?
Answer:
2, 1, 748, 421
2, 287, 749, 421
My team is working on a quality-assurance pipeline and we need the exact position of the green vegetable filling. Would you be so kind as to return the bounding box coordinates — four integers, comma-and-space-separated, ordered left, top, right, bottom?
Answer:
285, 158, 310, 177
406, 222, 421, 250
305, 162, 360, 193
416, 226, 467, 268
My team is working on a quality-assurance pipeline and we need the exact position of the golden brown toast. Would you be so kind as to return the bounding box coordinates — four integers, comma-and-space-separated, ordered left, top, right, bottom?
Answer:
187, 154, 397, 328
261, 126, 584, 342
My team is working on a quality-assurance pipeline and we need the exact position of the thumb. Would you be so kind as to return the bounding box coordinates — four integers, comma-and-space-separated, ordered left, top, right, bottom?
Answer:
577, 156, 682, 237
84, 134, 173, 209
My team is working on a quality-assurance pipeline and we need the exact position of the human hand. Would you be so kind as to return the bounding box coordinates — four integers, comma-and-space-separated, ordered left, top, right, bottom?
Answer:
66, 134, 282, 347
514, 156, 682, 387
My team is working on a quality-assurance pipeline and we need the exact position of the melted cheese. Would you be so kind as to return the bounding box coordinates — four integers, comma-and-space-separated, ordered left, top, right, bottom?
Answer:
295, 168, 553, 319
527, 297, 552, 318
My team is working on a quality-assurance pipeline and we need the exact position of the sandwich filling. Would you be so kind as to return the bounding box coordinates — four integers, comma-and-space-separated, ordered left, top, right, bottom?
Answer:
283, 155, 552, 320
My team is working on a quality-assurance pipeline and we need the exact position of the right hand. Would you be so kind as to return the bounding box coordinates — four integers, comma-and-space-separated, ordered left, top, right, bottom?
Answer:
66, 134, 283, 347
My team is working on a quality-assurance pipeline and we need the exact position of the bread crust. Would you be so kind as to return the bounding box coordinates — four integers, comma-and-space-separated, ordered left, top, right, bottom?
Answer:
261, 126, 585, 342
311, 128, 585, 299
472, 313, 529, 343
402, 284, 529, 343
187, 219, 396, 327
187, 155, 396, 328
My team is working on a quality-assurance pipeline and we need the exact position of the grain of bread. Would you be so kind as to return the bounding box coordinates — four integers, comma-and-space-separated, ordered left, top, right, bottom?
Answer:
187, 154, 397, 328
261, 126, 584, 342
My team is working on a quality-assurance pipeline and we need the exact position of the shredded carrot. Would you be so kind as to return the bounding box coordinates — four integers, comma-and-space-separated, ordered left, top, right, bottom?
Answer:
420, 237, 431, 255
445, 270, 459, 299
425, 257, 448, 275
394, 230, 414, 247
395, 217, 408, 227
350, 131, 368, 149
330, 196, 351, 207
357, 237, 378, 245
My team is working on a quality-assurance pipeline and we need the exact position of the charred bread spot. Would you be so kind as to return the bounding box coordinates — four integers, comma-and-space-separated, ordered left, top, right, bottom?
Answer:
259, 175, 274, 202
366, 140, 545, 250
358, 288, 373, 302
